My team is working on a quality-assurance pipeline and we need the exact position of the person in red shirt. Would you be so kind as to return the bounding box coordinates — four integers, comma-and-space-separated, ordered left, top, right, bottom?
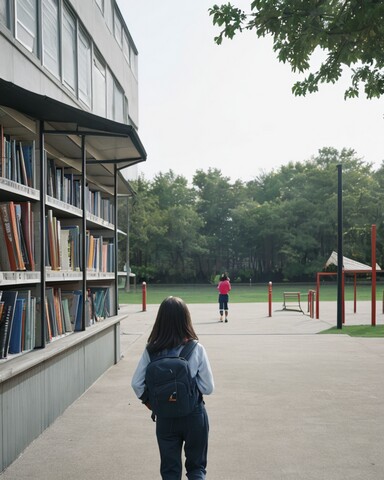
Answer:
217, 273, 231, 322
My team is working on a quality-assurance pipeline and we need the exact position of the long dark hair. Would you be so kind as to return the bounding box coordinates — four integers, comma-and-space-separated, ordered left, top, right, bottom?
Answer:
146, 296, 198, 354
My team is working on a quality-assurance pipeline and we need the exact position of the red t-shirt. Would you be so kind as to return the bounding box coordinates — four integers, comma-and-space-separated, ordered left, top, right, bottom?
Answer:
217, 280, 231, 295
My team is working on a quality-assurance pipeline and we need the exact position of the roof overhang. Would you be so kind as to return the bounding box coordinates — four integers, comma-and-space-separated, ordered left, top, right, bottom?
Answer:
325, 251, 381, 272
0, 79, 147, 194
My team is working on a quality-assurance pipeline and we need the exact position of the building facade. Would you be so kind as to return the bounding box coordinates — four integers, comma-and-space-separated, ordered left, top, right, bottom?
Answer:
0, 0, 146, 471
0, 0, 139, 128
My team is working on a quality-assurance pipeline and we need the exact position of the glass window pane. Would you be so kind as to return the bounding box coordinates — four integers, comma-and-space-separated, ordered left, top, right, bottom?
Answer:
114, 82, 124, 122
131, 49, 138, 78
78, 29, 91, 106
114, 11, 122, 46
62, 5, 76, 92
0, 0, 9, 28
104, 0, 113, 33
106, 68, 114, 120
95, 0, 104, 14
42, 0, 59, 78
123, 31, 130, 64
15, 0, 38, 54
93, 54, 106, 117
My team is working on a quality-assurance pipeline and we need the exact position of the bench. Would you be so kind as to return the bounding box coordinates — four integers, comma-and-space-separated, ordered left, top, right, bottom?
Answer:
282, 292, 304, 313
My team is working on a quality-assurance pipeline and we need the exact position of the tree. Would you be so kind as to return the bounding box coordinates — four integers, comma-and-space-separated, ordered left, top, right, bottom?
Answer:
193, 168, 237, 279
209, 1, 384, 98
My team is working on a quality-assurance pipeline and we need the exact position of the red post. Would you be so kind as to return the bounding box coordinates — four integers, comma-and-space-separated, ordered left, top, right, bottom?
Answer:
142, 281, 147, 312
316, 273, 320, 319
353, 273, 357, 313
372, 224, 376, 326
268, 281, 272, 317
308, 290, 315, 318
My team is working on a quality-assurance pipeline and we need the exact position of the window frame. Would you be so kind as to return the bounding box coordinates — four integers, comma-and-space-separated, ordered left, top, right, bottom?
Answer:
77, 26, 92, 107
62, 2, 77, 94
15, 0, 39, 54
42, 0, 60, 78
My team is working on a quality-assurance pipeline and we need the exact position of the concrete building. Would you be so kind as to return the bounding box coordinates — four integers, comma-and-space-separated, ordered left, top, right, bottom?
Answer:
0, 0, 146, 471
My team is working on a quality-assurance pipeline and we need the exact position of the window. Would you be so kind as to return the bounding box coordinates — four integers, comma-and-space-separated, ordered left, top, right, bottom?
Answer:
93, 52, 106, 117
62, 4, 76, 92
0, 0, 10, 28
15, 0, 38, 54
106, 68, 114, 120
42, 0, 60, 78
114, 81, 124, 123
131, 48, 138, 78
95, 0, 104, 14
114, 10, 122, 47
123, 31, 130, 65
104, 0, 113, 33
78, 28, 91, 106
106, 69, 124, 122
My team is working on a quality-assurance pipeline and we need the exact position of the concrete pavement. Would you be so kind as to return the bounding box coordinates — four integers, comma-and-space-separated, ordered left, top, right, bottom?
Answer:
1, 300, 384, 479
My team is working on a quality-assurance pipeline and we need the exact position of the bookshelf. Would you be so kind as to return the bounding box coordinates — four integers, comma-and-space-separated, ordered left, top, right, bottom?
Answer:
0, 92, 146, 470
0, 101, 145, 360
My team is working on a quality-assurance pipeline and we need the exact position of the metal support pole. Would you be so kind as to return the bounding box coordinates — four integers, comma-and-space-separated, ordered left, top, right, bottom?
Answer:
125, 195, 130, 293
114, 165, 118, 315
337, 164, 343, 330
39, 120, 46, 347
372, 224, 377, 326
81, 136, 86, 331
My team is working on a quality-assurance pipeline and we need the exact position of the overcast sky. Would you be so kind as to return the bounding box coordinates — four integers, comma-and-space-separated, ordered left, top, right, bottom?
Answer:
119, 0, 384, 183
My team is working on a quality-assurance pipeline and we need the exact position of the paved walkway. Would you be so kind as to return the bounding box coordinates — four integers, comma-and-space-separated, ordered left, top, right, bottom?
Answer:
1, 301, 384, 479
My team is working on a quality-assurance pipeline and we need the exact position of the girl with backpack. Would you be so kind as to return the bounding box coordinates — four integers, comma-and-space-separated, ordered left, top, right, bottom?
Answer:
131, 296, 214, 480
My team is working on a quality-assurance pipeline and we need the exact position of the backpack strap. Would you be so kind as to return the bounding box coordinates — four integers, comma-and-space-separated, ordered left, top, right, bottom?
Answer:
148, 340, 198, 362
179, 340, 198, 360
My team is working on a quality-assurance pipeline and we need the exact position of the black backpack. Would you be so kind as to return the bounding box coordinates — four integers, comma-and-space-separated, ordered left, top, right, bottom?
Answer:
145, 340, 200, 418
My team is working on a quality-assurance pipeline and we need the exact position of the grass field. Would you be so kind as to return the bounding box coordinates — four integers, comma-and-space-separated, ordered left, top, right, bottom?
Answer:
319, 325, 384, 337
119, 282, 384, 305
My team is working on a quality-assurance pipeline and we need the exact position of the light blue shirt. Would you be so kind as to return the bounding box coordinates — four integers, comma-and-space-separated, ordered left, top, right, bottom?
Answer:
131, 342, 214, 399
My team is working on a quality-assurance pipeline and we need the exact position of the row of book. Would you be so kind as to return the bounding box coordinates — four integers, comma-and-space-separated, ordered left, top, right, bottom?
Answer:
0, 201, 35, 271
0, 131, 114, 225
0, 286, 111, 359
87, 232, 115, 272
46, 210, 114, 272
0, 127, 36, 189
0, 289, 36, 359
46, 156, 114, 223
0, 203, 115, 273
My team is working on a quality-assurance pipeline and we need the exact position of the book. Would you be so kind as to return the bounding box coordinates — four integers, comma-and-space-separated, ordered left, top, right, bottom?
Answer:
34, 298, 52, 348
0, 202, 26, 270
14, 203, 30, 269
16, 202, 35, 271
8, 298, 25, 354
61, 298, 73, 333
17, 290, 34, 351
45, 288, 58, 337
47, 157, 56, 198
46, 209, 61, 270
0, 212, 11, 270
61, 225, 80, 271
56, 167, 63, 201
21, 141, 36, 188
17, 143, 28, 186
0, 124, 4, 178
0, 290, 18, 358
61, 290, 81, 330
60, 228, 71, 271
